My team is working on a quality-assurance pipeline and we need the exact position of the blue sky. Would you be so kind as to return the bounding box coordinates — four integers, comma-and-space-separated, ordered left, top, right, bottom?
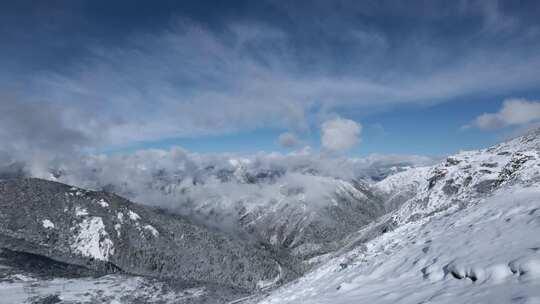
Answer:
2, 0, 540, 159
108, 91, 538, 157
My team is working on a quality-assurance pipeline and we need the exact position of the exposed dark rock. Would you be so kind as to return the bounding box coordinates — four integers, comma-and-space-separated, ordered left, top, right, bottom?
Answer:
481, 162, 498, 168
442, 179, 459, 195
474, 179, 498, 194
428, 168, 447, 190
445, 157, 461, 166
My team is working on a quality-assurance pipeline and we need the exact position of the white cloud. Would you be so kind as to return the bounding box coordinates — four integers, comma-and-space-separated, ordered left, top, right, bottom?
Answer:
6, 20, 540, 149
277, 132, 303, 148
468, 98, 540, 130
30, 146, 433, 234
321, 118, 361, 153
2, 5, 540, 157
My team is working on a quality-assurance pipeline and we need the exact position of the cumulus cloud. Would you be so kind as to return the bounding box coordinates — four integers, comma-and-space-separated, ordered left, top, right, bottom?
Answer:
321, 118, 361, 153
277, 132, 303, 148
467, 98, 540, 130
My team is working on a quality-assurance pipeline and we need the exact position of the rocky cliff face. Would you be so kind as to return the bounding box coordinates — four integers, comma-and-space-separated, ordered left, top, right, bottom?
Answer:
0, 178, 286, 291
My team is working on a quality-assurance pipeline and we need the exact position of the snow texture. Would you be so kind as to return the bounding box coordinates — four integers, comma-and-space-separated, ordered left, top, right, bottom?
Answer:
128, 210, 141, 221
96, 198, 109, 208
41, 219, 54, 229
143, 224, 159, 237
70, 217, 114, 261
0, 273, 206, 304
74, 206, 89, 217
257, 186, 540, 304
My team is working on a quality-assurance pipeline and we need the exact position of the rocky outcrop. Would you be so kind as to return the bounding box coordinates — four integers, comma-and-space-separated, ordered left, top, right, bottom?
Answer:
373, 129, 540, 227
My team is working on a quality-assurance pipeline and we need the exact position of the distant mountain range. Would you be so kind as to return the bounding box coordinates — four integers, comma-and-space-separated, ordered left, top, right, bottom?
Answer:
1, 130, 540, 303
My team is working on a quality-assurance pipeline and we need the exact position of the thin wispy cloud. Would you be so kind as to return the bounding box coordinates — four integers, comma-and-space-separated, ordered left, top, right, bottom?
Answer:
277, 132, 304, 149
1, 1, 540, 161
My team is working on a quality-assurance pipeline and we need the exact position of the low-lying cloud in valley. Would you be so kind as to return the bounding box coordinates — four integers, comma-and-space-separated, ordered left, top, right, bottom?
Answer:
34, 146, 435, 234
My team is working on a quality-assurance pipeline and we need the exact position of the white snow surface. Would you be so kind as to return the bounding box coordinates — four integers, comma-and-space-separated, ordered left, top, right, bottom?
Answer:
257, 186, 540, 304
96, 198, 109, 208
0, 273, 206, 304
128, 210, 141, 221
374, 166, 431, 194
143, 224, 159, 237
74, 206, 89, 217
114, 223, 122, 237
41, 219, 55, 229
70, 217, 114, 261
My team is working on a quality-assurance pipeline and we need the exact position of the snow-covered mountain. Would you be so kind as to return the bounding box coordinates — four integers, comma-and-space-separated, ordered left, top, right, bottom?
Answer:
44, 153, 429, 261
2, 130, 540, 303
253, 130, 540, 303
0, 178, 286, 292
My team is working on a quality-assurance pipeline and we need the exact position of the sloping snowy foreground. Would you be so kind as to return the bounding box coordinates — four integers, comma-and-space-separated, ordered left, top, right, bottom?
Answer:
256, 186, 540, 304
0, 273, 206, 304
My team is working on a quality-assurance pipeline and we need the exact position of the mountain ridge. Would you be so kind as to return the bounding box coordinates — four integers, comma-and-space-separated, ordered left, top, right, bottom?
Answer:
0, 178, 289, 291
253, 129, 540, 304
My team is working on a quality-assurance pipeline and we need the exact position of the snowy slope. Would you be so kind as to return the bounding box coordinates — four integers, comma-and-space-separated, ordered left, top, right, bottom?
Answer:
0, 272, 208, 304
389, 143, 540, 226
0, 178, 285, 291
256, 186, 540, 304
0, 247, 249, 304
255, 130, 540, 304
